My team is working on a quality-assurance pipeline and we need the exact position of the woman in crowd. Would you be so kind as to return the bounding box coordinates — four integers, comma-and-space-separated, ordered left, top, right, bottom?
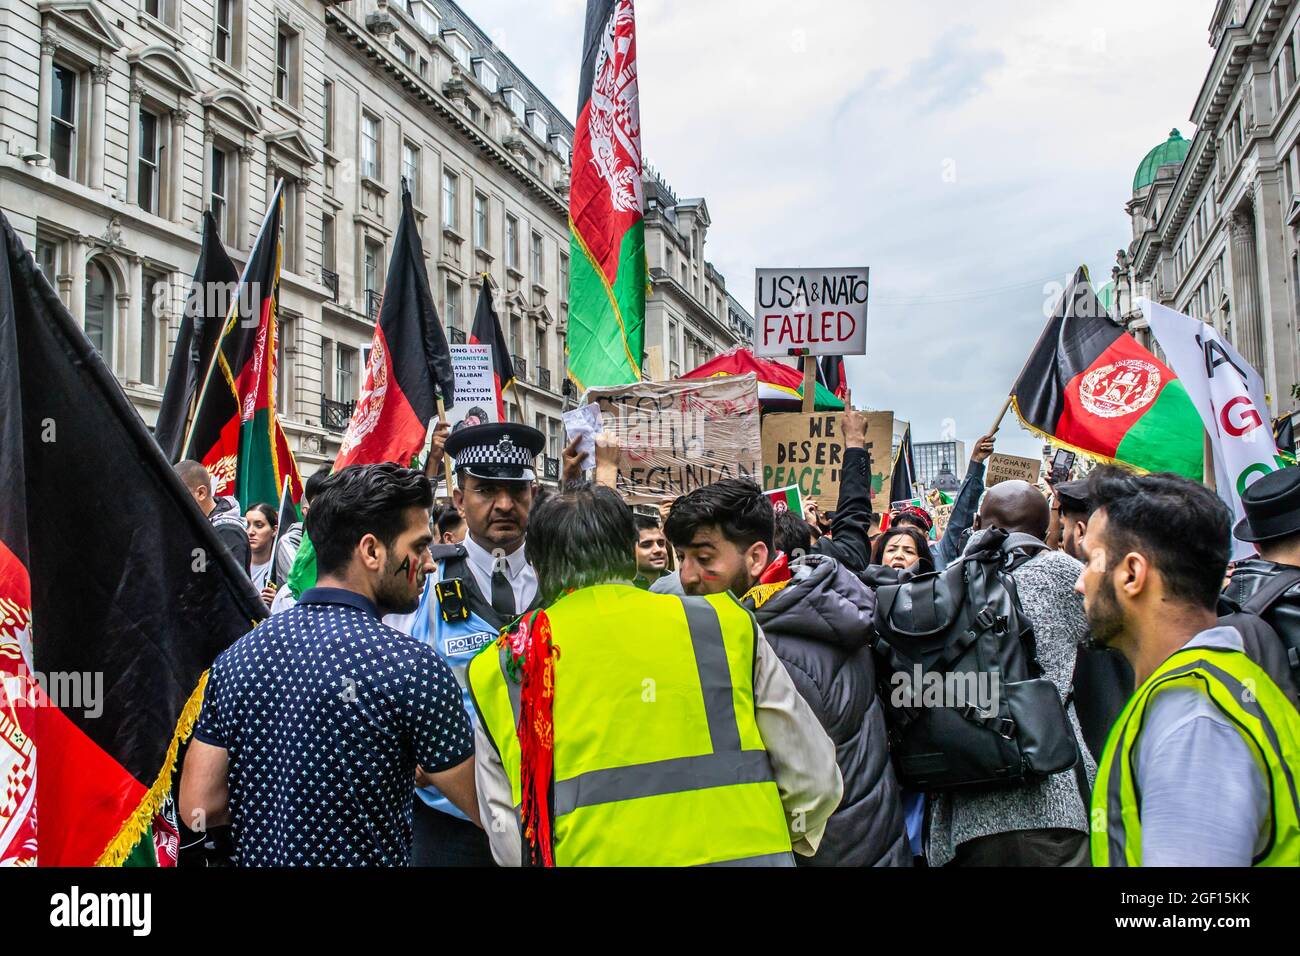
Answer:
245, 502, 279, 606
870, 524, 935, 576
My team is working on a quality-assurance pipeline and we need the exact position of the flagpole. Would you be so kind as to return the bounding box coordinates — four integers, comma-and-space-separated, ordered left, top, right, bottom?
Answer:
434, 397, 457, 505
267, 475, 291, 587
1203, 426, 1216, 492
800, 352, 816, 414
181, 179, 287, 459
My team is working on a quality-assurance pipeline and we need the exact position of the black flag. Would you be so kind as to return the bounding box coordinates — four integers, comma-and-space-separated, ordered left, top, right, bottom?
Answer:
470, 274, 516, 421
153, 212, 238, 462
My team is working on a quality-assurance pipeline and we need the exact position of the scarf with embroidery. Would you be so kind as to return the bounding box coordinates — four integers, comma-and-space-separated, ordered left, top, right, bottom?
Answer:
499, 608, 559, 866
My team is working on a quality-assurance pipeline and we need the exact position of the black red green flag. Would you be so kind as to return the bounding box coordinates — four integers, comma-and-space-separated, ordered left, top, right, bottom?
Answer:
153, 211, 238, 463
470, 274, 515, 421
335, 185, 455, 471
890, 423, 917, 504
1009, 266, 1203, 479
566, 0, 646, 390
0, 211, 266, 866
818, 354, 848, 401
1274, 413, 1296, 464
182, 182, 302, 509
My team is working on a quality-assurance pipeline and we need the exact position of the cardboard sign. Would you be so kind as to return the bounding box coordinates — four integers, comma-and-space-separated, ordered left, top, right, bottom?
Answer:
445, 344, 499, 432
985, 453, 1042, 488
932, 503, 954, 541
585, 374, 762, 504
762, 409, 893, 513
754, 267, 869, 357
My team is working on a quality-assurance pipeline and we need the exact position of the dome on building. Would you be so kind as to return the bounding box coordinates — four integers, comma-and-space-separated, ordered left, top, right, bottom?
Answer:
932, 461, 961, 494
1133, 129, 1190, 192
1095, 278, 1116, 317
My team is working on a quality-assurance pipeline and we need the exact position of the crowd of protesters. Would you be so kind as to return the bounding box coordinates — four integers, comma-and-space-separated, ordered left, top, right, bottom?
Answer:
173, 417, 1300, 868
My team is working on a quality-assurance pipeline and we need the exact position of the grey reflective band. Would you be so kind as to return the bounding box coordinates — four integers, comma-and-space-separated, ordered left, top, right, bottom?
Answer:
553, 750, 775, 817
1106, 706, 1132, 867
679, 596, 742, 752
698, 851, 796, 867
499, 646, 522, 726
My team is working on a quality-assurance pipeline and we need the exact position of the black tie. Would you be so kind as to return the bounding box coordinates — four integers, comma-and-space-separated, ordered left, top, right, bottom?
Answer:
491, 564, 515, 620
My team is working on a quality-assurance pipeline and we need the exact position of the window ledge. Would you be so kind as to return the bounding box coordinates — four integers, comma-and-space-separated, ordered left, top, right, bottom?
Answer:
210, 57, 247, 90
271, 97, 307, 128
361, 175, 389, 196
474, 246, 494, 264
506, 266, 525, 281
138, 11, 184, 48
442, 225, 465, 243
532, 282, 549, 298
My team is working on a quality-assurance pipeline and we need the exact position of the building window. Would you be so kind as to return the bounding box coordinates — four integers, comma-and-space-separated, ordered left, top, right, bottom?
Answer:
138, 109, 163, 215
275, 23, 300, 107
34, 236, 59, 283
560, 252, 569, 301
530, 232, 543, 280
361, 111, 380, 180
534, 326, 547, 379
403, 141, 420, 202
143, 0, 178, 28
50, 62, 78, 180
445, 278, 461, 331
442, 168, 458, 229
210, 144, 231, 238
474, 191, 489, 248
214, 0, 238, 65
336, 343, 357, 401
84, 259, 114, 362
141, 269, 165, 386
407, 0, 439, 35
503, 87, 526, 121
321, 211, 336, 267
281, 177, 300, 273
526, 109, 548, 141
395, 39, 414, 69
322, 79, 334, 150
473, 57, 499, 91
364, 239, 382, 295
506, 214, 519, 271
444, 30, 472, 70
277, 314, 293, 415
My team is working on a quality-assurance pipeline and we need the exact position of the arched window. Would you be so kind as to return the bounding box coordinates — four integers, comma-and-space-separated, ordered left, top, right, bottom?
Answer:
85, 259, 114, 359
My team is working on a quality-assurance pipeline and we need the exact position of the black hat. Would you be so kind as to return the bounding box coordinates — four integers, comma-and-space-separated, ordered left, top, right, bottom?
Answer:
1235, 468, 1300, 543
1054, 479, 1091, 515
444, 422, 545, 482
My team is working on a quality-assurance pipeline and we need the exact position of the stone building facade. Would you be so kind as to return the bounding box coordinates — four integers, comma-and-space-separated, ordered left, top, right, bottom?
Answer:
0, 0, 742, 485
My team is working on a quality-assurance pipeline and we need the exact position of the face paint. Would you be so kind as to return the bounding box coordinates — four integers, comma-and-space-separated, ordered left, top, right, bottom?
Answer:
395, 555, 412, 579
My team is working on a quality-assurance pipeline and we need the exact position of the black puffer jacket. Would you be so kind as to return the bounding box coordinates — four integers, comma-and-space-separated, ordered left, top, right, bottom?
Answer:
745, 554, 910, 866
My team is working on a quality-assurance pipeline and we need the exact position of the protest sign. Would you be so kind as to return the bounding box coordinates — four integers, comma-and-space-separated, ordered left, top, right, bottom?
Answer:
444, 344, 498, 431
562, 402, 603, 472
985, 453, 1041, 487
933, 503, 954, 541
754, 267, 869, 357
584, 374, 762, 504
762, 409, 893, 513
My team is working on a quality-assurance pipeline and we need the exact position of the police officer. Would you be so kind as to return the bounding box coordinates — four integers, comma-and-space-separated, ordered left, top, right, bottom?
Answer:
405, 421, 546, 866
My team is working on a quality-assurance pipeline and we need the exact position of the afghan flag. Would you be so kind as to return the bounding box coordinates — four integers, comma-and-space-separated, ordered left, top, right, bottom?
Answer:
681, 347, 845, 411
470, 273, 515, 422
0, 210, 266, 866
1009, 266, 1203, 479
182, 181, 302, 510
1275, 413, 1297, 465
818, 354, 848, 401
890, 423, 917, 504
153, 211, 238, 463
287, 187, 454, 598
566, 0, 646, 391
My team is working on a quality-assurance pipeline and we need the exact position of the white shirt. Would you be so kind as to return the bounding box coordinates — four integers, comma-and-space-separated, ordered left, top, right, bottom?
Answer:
1134, 625, 1270, 866
250, 558, 272, 591
462, 533, 537, 616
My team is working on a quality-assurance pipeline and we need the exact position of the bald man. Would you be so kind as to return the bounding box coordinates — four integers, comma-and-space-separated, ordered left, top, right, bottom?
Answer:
925, 478, 1095, 868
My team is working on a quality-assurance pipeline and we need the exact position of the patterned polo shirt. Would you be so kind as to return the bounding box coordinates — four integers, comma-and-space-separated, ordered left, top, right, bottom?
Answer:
193, 587, 474, 866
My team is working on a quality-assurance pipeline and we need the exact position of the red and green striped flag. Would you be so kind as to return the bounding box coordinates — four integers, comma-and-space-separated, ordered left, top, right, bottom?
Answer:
1010, 266, 1203, 478
182, 181, 302, 510
566, 0, 646, 390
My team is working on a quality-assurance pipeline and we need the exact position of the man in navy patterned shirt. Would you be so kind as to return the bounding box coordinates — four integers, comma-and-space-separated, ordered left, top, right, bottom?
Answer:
180, 464, 477, 866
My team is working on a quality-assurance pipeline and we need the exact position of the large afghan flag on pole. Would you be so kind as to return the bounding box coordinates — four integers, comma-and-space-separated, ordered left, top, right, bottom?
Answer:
0, 211, 266, 866
470, 274, 516, 421
1009, 266, 1203, 479
566, 0, 646, 390
182, 181, 302, 509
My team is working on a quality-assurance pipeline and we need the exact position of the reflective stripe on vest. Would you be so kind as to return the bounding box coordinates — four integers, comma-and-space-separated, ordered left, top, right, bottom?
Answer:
469, 585, 794, 867
1091, 647, 1300, 867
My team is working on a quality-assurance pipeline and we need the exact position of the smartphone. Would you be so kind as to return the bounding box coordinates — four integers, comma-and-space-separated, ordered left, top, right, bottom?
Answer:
1050, 449, 1076, 484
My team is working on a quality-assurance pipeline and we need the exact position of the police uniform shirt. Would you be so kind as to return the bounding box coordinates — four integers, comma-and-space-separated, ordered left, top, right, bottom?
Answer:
462, 533, 537, 617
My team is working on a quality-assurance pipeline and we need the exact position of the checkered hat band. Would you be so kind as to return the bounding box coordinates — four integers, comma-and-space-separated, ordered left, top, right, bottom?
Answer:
454, 443, 535, 469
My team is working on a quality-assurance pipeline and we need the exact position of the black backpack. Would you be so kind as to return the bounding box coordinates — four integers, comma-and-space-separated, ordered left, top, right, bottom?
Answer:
871, 528, 1080, 792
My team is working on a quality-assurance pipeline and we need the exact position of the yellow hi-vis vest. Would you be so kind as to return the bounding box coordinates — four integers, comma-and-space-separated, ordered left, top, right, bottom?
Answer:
468, 584, 795, 866
1091, 645, 1300, 867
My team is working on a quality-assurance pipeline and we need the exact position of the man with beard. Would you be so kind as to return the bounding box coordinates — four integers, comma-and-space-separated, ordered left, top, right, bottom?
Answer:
633, 513, 669, 586
1077, 467, 1300, 866
664, 480, 908, 866
404, 421, 546, 865
179, 464, 477, 866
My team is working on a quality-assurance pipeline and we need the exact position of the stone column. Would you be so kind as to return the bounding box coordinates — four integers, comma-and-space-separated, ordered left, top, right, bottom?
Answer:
36, 31, 58, 157
201, 121, 215, 214
126, 83, 142, 205
169, 107, 187, 221
237, 144, 253, 250
1229, 209, 1266, 374
294, 176, 307, 275
68, 237, 88, 321
125, 255, 143, 383
115, 288, 132, 377
89, 63, 111, 189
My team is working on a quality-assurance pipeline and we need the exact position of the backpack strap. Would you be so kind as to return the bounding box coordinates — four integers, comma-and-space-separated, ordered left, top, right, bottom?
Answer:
1241, 567, 1300, 617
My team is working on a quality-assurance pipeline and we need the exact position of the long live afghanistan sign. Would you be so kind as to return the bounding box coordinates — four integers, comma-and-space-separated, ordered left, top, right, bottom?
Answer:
755, 267, 869, 357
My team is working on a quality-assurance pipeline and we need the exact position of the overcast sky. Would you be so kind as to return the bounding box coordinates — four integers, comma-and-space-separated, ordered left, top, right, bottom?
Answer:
467, 0, 1215, 459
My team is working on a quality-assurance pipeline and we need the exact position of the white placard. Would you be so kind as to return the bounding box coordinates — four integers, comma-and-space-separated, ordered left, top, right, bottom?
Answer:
562, 402, 604, 472
754, 267, 869, 357
445, 343, 498, 433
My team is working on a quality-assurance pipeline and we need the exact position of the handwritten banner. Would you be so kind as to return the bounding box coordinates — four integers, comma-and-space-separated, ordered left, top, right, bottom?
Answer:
754, 267, 869, 357
985, 453, 1042, 488
762, 409, 893, 513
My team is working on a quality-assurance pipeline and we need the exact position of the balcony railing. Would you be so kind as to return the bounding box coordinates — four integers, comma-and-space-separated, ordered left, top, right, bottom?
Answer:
365, 289, 383, 321
543, 456, 559, 481
321, 396, 356, 432
321, 268, 339, 302
537, 367, 551, 391
449, 326, 465, 344
512, 355, 527, 380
